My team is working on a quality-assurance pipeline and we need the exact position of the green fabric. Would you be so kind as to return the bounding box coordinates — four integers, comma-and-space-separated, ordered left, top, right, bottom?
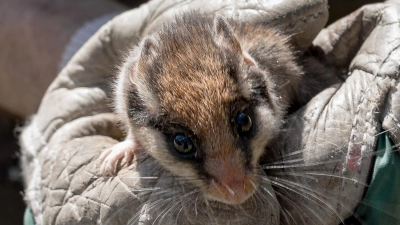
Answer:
355, 132, 400, 224
24, 207, 35, 225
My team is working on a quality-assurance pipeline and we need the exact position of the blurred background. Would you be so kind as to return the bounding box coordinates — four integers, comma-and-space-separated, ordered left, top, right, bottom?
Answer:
0, 0, 382, 224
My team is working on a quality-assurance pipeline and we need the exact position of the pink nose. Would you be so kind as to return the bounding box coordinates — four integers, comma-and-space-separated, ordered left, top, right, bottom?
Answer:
207, 175, 256, 205
205, 157, 256, 204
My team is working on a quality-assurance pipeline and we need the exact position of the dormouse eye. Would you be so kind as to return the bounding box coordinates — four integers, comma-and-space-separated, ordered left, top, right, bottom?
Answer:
236, 112, 252, 134
174, 134, 194, 155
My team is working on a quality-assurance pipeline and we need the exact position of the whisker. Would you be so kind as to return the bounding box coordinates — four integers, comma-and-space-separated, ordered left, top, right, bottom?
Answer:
204, 197, 214, 216
156, 190, 199, 225
268, 137, 346, 164
221, 182, 235, 196
374, 128, 396, 137
262, 145, 399, 169
279, 149, 305, 159
195, 191, 201, 216
175, 200, 187, 224
262, 161, 331, 170
266, 177, 346, 224
282, 207, 297, 225
267, 171, 368, 187
255, 181, 293, 225
211, 179, 224, 197
270, 172, 319, 182
151, 200, 176, 225
303, 172, 368, 186
274, 191, 305, 225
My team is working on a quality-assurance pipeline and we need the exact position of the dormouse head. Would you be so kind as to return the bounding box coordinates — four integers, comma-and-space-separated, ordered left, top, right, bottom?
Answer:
123, 13, 284, 205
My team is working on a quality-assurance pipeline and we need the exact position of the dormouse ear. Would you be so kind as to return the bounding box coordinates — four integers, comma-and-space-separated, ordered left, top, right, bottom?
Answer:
128, 37, 160, 115
129, 37, 158, 84
243, 52, 257, 67
214, 15, 257, 67
214, 15, 242, 53
140, 37, 157, 59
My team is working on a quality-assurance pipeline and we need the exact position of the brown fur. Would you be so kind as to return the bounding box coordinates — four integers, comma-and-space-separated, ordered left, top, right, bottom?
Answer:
110, 12, 339, 205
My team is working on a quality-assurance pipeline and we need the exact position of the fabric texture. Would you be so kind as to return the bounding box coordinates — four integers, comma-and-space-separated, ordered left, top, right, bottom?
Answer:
355, 131, 400, 224
24, 207, 36, 225
19, 0, 400, 224
58, 12, 123, 72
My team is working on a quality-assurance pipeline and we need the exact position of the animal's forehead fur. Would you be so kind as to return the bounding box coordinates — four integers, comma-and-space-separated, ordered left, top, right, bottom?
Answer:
140, 17, 246, 137
156, 52, 241, 138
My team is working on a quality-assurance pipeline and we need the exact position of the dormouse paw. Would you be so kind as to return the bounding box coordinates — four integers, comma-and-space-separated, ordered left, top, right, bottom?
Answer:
98, 139, 139, 176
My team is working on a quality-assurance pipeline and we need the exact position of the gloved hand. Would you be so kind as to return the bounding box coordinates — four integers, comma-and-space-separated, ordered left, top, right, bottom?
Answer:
21, 0, 400, 224
265, 2, 400, 224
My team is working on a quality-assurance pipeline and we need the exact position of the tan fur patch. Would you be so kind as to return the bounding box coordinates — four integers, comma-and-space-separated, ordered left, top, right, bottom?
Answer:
156, 36, 241, 142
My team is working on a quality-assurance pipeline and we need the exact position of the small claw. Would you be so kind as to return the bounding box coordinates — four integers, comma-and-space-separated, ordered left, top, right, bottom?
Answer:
125, 149, 134, 165
98, 148, 113, 164
98, 139, 139, 176
100, 157, 116, 176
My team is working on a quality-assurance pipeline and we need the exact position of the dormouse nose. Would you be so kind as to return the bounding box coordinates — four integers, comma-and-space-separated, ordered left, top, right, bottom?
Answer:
204, 150, 256, 204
